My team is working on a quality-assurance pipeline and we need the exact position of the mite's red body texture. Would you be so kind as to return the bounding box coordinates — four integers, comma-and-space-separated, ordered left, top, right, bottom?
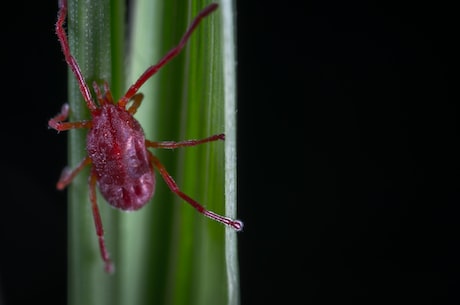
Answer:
88, 103, 155, 211
49, 0, 242, 273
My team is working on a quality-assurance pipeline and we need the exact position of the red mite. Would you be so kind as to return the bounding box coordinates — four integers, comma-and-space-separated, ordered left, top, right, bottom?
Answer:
49, 0, 243, 273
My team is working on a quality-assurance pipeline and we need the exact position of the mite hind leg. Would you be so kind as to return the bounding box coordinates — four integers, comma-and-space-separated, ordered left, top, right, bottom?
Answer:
88, 171, 114, 273
148, 152, 243, 231
56, 157, 92, 190
146, 133, 225, 149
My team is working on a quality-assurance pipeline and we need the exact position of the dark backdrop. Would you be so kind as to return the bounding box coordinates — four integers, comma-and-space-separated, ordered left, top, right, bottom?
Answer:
1, 1, 457, 304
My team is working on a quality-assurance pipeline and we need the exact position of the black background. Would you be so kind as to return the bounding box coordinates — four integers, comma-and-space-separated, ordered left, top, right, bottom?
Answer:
0, 1, 458, 304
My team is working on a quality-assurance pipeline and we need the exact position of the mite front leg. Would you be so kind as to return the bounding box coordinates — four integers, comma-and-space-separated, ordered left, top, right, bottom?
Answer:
49, 103, 92, 131
126, 93, 144, 115
56, 0, 97, 112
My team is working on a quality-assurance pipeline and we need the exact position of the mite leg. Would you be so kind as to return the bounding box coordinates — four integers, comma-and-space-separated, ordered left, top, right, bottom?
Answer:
149, 152, 243, 231
56, 0, 97, 112
102, 81, 115, 105
146, 133, 225, 149
92, 81, 105, 105
126, 93, 144, 115
49, 103, 92, 131
57, 156, 92, 190
118, 3, 219, 107
89, 172, 114, 273
92, 81, 115, 106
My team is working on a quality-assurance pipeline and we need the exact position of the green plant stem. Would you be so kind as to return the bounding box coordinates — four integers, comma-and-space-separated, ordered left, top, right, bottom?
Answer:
221, 1, 241, 304
67, 0, 123, 304
65, 0, 239, 304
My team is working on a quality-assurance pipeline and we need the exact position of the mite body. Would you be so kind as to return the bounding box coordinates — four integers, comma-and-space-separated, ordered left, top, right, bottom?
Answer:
49, 0, 242, 273
87, 102, 155, 211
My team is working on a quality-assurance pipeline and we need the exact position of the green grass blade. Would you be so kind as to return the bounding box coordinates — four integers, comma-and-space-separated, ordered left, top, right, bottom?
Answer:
64, 0, 239, 304
221, 1, 241, 304
66, 0, 124, 304
125, 0, 240, 305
